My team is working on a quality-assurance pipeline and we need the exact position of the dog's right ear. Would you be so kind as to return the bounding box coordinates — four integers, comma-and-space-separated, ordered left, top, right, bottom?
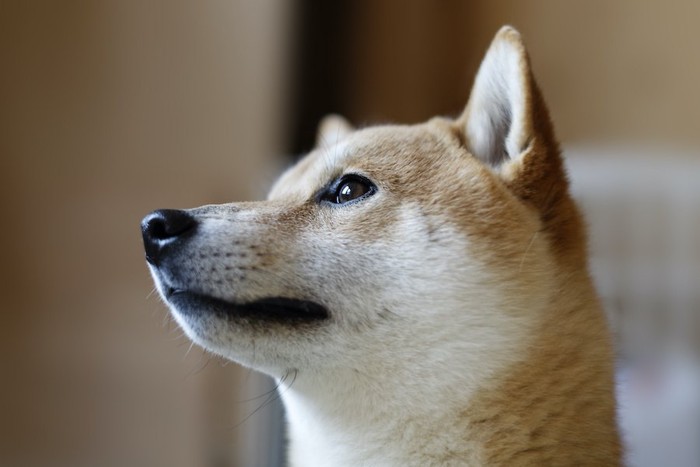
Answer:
457, 26, 584, 257
315, 114, 354, 148
459, 26, 538, 169
458, 26, 566, 214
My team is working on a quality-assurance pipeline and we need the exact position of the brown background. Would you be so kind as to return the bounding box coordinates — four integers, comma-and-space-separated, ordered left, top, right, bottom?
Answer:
1, 1, 698, 466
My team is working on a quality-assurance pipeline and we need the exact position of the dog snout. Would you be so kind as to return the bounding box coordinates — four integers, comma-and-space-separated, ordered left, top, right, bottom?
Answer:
141, 209, 197, 265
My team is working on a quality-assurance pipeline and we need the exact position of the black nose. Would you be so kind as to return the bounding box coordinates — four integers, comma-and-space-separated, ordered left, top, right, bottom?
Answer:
141, 209, 197, 265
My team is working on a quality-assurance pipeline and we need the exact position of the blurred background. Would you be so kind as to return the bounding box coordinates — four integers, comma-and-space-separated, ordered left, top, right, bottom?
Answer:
1, 1, 698, 466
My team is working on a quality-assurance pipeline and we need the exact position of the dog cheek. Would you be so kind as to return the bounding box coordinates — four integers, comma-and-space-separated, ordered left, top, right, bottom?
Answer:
279, 238, 368, 313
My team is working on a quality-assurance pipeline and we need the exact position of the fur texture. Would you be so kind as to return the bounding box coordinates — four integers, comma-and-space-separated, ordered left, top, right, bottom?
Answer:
143, 26, 621, 466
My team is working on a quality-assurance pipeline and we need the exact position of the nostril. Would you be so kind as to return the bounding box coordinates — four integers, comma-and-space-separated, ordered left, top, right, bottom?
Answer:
141, 209, 197, 265
146, 216, 168, 240
144, 209, 196, 240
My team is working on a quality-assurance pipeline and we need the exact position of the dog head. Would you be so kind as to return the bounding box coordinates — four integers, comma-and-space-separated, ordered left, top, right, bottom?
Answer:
143, 27, 578, 379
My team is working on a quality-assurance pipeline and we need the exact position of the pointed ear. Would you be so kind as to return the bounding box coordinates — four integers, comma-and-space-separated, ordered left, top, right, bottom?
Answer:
459, 27, 566, 207
460, 26, 542, 168
315, 114, 354, 148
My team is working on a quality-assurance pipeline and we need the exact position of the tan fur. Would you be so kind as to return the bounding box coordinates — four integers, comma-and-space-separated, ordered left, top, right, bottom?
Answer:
278, 27, 620, 464
460, 28, 621, 464
145, 26, 621, 466
278, 117, 621, 464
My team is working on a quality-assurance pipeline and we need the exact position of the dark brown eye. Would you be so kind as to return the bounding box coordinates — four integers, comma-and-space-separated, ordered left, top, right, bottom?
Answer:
337, 180, 369, 203
323, 175, 376, 205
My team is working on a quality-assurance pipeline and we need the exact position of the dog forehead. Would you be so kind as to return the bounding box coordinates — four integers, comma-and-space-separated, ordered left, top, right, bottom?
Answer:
267, 139, 353, 201
345, 124, 447, 164
270, 121, 470, 200
343, 123, 495, 203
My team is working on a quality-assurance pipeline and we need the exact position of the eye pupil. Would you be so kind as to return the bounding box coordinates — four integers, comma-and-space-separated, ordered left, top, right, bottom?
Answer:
320, 175, 375, 205
329, 176, 374, 204
338, 182, 361, 203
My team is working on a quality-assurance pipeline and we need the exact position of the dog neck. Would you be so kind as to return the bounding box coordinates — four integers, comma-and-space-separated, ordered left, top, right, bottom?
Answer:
280, 366, 485, 466
279, 297, 621, 466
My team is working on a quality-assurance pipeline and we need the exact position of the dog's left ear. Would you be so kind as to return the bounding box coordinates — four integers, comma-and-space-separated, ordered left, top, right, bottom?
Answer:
459, 26, 564, 207
315, 114, 354, 148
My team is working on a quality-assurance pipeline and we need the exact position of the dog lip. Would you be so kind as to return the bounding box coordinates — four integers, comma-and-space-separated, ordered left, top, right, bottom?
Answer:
168, 291, 330, 323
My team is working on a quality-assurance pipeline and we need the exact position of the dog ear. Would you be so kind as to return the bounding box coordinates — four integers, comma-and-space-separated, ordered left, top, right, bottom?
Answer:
459, 26, 565, 210
315, 114, 354, 148
460, 26, 539, 168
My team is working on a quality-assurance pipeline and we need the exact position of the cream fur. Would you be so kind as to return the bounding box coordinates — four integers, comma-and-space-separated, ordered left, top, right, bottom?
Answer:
144, 26, 621, 466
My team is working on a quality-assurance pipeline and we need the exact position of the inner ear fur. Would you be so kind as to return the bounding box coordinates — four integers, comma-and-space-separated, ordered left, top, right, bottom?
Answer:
461, 27, 534, 167
456, 27, 584, 261
458, 26, 567, 214
315, 114, 354, 148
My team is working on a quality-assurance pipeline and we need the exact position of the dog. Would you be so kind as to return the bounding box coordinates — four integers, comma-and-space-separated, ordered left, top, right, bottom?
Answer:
142, 26, 621, 466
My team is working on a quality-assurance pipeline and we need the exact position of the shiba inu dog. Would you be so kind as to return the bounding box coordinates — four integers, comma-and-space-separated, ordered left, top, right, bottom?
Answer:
142, 27, 621, 466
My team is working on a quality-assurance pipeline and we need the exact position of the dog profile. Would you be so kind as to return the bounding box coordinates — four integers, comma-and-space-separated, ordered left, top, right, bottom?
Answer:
142, 26, 621, 466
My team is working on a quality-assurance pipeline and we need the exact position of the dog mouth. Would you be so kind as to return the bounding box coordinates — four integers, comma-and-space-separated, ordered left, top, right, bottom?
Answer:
165, 288, 330, 324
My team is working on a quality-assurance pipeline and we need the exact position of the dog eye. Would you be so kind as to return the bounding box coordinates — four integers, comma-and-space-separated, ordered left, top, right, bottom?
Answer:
337, 179, 368, 203
323, 175, 376, 205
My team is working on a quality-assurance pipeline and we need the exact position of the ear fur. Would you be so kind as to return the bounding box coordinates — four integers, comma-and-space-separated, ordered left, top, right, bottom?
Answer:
459, 27, 566, 208
461, 26, 535, 168
315, 114, 354, 148
460, 27, 582, 257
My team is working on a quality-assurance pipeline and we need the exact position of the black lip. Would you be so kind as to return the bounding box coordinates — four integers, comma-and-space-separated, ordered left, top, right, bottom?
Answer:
168, 291, 329, 324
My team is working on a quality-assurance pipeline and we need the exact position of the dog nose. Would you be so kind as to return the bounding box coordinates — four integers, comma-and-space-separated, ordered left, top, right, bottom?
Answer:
141, 209, 197, 265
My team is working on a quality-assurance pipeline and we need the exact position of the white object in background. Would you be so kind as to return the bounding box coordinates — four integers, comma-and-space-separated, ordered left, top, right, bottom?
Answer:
565, 145, 700, 467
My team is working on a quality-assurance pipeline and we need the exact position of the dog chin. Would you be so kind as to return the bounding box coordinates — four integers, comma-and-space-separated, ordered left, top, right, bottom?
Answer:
163, 291, 333, 375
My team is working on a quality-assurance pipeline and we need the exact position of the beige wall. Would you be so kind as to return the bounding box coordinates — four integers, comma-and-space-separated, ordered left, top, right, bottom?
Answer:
0, 1, 292, 466
348, 0, 700, 148
467, 0, 700, 146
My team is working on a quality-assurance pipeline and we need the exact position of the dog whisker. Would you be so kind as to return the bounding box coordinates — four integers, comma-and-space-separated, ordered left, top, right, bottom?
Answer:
234, 371, 289, 404
145, 287, 158, 300
183, 340, 196, 360
231, 369, 297, 430
184, 351, 212, 380
519, 231, 539, 273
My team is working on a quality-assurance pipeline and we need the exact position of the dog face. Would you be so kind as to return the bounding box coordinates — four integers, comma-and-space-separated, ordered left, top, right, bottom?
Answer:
143, 27, 569, 380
